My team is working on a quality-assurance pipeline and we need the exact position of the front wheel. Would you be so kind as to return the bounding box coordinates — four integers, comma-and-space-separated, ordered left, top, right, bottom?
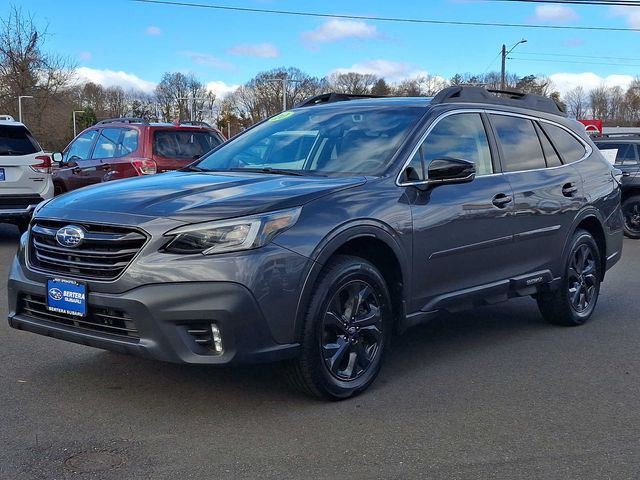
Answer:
537, 229, 601, 326
622, 195, 640, 239
287, 255, 391, 400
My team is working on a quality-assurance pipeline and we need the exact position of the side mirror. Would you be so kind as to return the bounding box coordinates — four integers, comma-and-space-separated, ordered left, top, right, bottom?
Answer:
426, 157, 476, 185
52, 152, 64, 165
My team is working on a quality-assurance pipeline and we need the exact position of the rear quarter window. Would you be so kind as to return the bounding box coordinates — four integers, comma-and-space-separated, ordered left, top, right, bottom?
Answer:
153, 130, 222, 159
540, 123, 586, 164
0, 125, 40, 156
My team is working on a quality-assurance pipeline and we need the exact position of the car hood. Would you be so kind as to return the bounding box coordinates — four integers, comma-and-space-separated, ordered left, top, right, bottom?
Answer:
39, 171, 366, 222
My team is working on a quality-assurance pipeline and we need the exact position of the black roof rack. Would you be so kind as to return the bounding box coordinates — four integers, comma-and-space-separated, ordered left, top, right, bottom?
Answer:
97, 117, 149, 125
431, 86, 566, 116
295, 92, 384, 108
179, 120, 212, 128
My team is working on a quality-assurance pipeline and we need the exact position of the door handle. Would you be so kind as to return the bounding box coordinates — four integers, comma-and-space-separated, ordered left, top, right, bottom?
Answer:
622, 172, 631, 177
492, 193, 512, 208
101, 163, 111, 171
71, 166, 81, 174
562, 182, 578, 197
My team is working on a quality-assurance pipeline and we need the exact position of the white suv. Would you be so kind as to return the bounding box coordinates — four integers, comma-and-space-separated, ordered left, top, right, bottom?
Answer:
0, 115, 54, 232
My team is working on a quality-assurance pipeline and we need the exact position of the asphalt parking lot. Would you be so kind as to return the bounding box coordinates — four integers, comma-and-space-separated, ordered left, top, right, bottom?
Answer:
2, 224, 640, 480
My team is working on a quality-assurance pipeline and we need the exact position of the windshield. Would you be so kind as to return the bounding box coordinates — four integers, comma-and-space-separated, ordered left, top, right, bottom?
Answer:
193, 106, 425, 175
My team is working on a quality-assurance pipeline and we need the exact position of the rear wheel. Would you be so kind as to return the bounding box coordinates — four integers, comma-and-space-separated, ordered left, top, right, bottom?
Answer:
537, 229, 601, 326
622, 195, 640, 239
287, 255, 391, 399
54, 182, 66, 196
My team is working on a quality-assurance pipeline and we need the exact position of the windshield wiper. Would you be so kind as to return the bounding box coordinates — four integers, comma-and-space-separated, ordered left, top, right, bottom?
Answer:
180, 165, 206, 172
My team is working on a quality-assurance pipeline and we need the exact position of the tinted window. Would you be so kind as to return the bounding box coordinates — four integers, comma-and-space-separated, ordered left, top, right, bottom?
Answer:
65, 130, 98, 162
418, 113, 493, 178
596, 143, 637, 165
153, 130, 222, 159
490, 115, 545, 172
535, 122, 562, 167
540, 123, 586, 164
0, 125, 39, 156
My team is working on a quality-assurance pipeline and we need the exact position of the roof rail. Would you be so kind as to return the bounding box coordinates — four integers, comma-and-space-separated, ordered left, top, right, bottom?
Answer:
96, 117, 149, 125
0, 114, 16, 122
431, 86, 566, 116
597, 132, 640, 138
179, 120, 212, 128
295, 92, 384, 108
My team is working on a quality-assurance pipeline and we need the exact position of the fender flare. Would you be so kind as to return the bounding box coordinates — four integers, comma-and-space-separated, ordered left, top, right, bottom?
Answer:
560, 206, 607, 279
292, 220, 410, 339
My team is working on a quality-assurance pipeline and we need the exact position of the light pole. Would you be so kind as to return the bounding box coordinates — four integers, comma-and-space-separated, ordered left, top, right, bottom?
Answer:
266, 73, 302, 112
72, 110, 84, 137
18, 95, 33, 122
500, 39, 527, 90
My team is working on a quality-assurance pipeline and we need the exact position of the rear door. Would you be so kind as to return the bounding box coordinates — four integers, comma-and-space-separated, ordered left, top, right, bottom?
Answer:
489, 113, 587, 276
0, 124, 47, 197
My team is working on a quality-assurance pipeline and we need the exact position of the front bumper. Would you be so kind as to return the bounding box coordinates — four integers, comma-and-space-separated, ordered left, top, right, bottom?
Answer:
8, 261, 300, 364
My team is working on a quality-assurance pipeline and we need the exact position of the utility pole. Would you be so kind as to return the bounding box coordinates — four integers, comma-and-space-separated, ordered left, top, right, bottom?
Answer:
72, 110, 84, 137
18, 95, 33, 122
266, 73, 302, 112
500, 39, 527, 90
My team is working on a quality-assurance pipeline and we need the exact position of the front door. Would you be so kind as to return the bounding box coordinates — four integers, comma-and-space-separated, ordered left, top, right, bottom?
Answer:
405, 112, 519, 312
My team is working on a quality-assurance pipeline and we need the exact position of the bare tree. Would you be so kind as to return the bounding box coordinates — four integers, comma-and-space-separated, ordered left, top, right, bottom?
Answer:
564, 86, 588, 119
327, 72, 378, 95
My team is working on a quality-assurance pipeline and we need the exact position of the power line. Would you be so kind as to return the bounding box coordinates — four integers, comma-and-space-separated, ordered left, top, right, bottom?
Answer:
519, 52, 640, 62
509, 56, 640, 67
487, 0, 640, 6
132, 0, 640, 32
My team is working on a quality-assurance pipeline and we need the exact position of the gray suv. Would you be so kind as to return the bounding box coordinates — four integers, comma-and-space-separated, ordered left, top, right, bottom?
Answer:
7, 87, 624, 399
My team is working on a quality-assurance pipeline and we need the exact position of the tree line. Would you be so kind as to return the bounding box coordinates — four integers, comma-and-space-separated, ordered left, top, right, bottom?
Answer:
3, 7, 640, 151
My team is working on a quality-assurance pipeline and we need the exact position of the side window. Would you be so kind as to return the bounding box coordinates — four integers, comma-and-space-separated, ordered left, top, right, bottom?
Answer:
534, 122, 562, 168
415, 113, 493, 180
92, 128, 123, 159
120, 129, 139, 155
540, 123, 586, 164
65, 130, 98, 162
490, 114, 545, 172
597, 143, 637, 165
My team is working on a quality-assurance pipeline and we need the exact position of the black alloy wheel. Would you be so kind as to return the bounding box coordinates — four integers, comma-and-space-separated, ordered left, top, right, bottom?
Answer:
287, 255, 391, 399
566, 244, 598, 314
622, 196, 640, 239
537, 229, 601, 326
321, 280, 383, 382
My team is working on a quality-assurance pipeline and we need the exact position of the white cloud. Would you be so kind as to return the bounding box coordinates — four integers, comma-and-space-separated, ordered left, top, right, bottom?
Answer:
78, 51, 92, 61
549, 72, 634, 97
75, 67, 156, 93
145, 26, 161, 35
530, 5, 579, 23
610, 6, 640, 28
227, 43, 280, 58
331, 59, 428, 83
302, 19, 378, 43
181, 51, 235, 71
206, 80, 239, 98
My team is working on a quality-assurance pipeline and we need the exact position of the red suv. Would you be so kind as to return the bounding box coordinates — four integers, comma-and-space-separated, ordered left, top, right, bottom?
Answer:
52, 118, 225, 194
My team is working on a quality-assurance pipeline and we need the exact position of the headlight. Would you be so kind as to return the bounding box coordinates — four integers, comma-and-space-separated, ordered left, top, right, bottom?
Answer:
163, 207, 302, 255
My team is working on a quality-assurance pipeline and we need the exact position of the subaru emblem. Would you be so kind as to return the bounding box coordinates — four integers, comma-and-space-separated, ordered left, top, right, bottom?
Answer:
55, 225, 85, 248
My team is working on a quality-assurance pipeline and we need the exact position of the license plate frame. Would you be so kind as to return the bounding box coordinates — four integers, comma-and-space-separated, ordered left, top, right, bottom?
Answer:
46, 278, 87, 317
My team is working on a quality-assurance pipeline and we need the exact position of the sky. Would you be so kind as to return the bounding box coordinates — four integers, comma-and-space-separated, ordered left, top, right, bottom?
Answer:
4, 0, 640, 97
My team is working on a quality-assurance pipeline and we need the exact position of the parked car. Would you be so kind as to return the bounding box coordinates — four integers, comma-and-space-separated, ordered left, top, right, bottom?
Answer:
52, 118, 225, 194
8, 87, 623, 399
0, 115, 53, 232
593, 134, 640, 238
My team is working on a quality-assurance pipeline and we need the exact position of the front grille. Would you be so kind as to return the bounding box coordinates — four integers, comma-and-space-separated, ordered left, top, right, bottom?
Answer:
28, 219, 147, 280
19, 294, 140, 341
0, 194, 44, 209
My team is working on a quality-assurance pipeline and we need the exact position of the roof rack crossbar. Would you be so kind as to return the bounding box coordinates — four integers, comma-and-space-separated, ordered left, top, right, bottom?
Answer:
431, 86, 566, 116
97, 117, 149, 125
295, 92, 384, 108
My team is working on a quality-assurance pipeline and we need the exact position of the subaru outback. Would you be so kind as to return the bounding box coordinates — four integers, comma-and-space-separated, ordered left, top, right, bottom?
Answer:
7, 87, 624, 399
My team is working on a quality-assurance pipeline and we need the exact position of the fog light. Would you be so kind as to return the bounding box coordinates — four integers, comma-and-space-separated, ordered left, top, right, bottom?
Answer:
211, 323, 223, 354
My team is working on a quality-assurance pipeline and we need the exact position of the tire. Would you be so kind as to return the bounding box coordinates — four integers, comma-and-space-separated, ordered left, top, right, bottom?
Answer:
622, 195, 640, 239
537, 229, 601, 326
287, 255, 392, 400
54, 182, 66, 196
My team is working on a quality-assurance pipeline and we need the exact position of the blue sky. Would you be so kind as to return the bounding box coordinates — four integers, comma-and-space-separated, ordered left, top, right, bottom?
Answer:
4, 0, 640, 96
